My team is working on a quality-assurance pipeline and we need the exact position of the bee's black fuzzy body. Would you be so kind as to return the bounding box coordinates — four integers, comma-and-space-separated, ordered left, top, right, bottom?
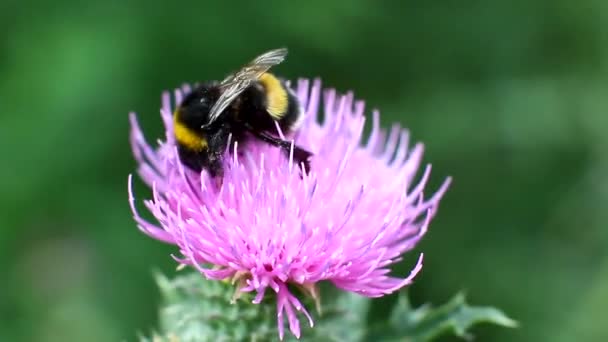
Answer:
173, 70, 310, 179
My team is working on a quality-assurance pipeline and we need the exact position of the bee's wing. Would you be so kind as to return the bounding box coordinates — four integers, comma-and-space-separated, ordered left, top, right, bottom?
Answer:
206, 48, 288, 125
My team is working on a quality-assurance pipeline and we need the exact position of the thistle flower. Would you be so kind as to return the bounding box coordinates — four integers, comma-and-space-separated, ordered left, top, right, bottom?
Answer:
128, 79, 451, 339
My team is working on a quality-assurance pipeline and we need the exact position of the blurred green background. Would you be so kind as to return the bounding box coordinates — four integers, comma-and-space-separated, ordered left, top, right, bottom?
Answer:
2, 0, 607, 341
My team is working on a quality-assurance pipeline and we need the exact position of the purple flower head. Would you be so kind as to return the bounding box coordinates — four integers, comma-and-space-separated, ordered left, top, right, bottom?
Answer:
128, 79, 451, 339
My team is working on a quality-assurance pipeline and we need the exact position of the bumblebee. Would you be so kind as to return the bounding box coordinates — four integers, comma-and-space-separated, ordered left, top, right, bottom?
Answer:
173, 48, 312, 179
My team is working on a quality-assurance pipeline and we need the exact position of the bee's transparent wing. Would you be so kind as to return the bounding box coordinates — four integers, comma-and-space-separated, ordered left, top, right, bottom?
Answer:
206, 48, 288, 125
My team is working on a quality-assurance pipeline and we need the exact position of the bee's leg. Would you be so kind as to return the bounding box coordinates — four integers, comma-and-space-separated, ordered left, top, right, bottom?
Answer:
178, 145, 206, 173
244, 125, 312, 173
206, 153, 225, 189
177, 139, 226, 190
290, 145, 312, 174
207, 160, 224, 178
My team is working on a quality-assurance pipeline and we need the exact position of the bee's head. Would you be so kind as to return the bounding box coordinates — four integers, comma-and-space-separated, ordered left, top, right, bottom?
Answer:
178, 83, 220, 129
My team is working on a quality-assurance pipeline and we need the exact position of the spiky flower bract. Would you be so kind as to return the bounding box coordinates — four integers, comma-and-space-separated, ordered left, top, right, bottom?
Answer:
129, 79, 451, 339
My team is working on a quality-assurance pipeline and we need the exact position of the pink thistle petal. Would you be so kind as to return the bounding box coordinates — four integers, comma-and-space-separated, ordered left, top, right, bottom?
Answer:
128, 78, 450, 339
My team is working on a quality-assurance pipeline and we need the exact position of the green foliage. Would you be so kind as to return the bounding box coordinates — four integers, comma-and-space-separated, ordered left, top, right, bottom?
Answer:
368, 292, 517, 341
142, 273, 515, 341
141, 272, 369, 342
141, 272, 275, 342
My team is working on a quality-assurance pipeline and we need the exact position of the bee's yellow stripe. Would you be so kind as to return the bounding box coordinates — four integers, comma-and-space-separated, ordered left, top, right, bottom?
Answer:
173, 111, 207, 151
259, 73, 288, 120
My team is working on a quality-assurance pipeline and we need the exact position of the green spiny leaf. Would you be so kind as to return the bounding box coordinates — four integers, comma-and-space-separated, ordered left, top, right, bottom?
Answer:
369, 292, 517, 341
140, 271, 370, 342
141, 271, 276, 342
141, 272, 514, 342
298, 283, 369, 341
